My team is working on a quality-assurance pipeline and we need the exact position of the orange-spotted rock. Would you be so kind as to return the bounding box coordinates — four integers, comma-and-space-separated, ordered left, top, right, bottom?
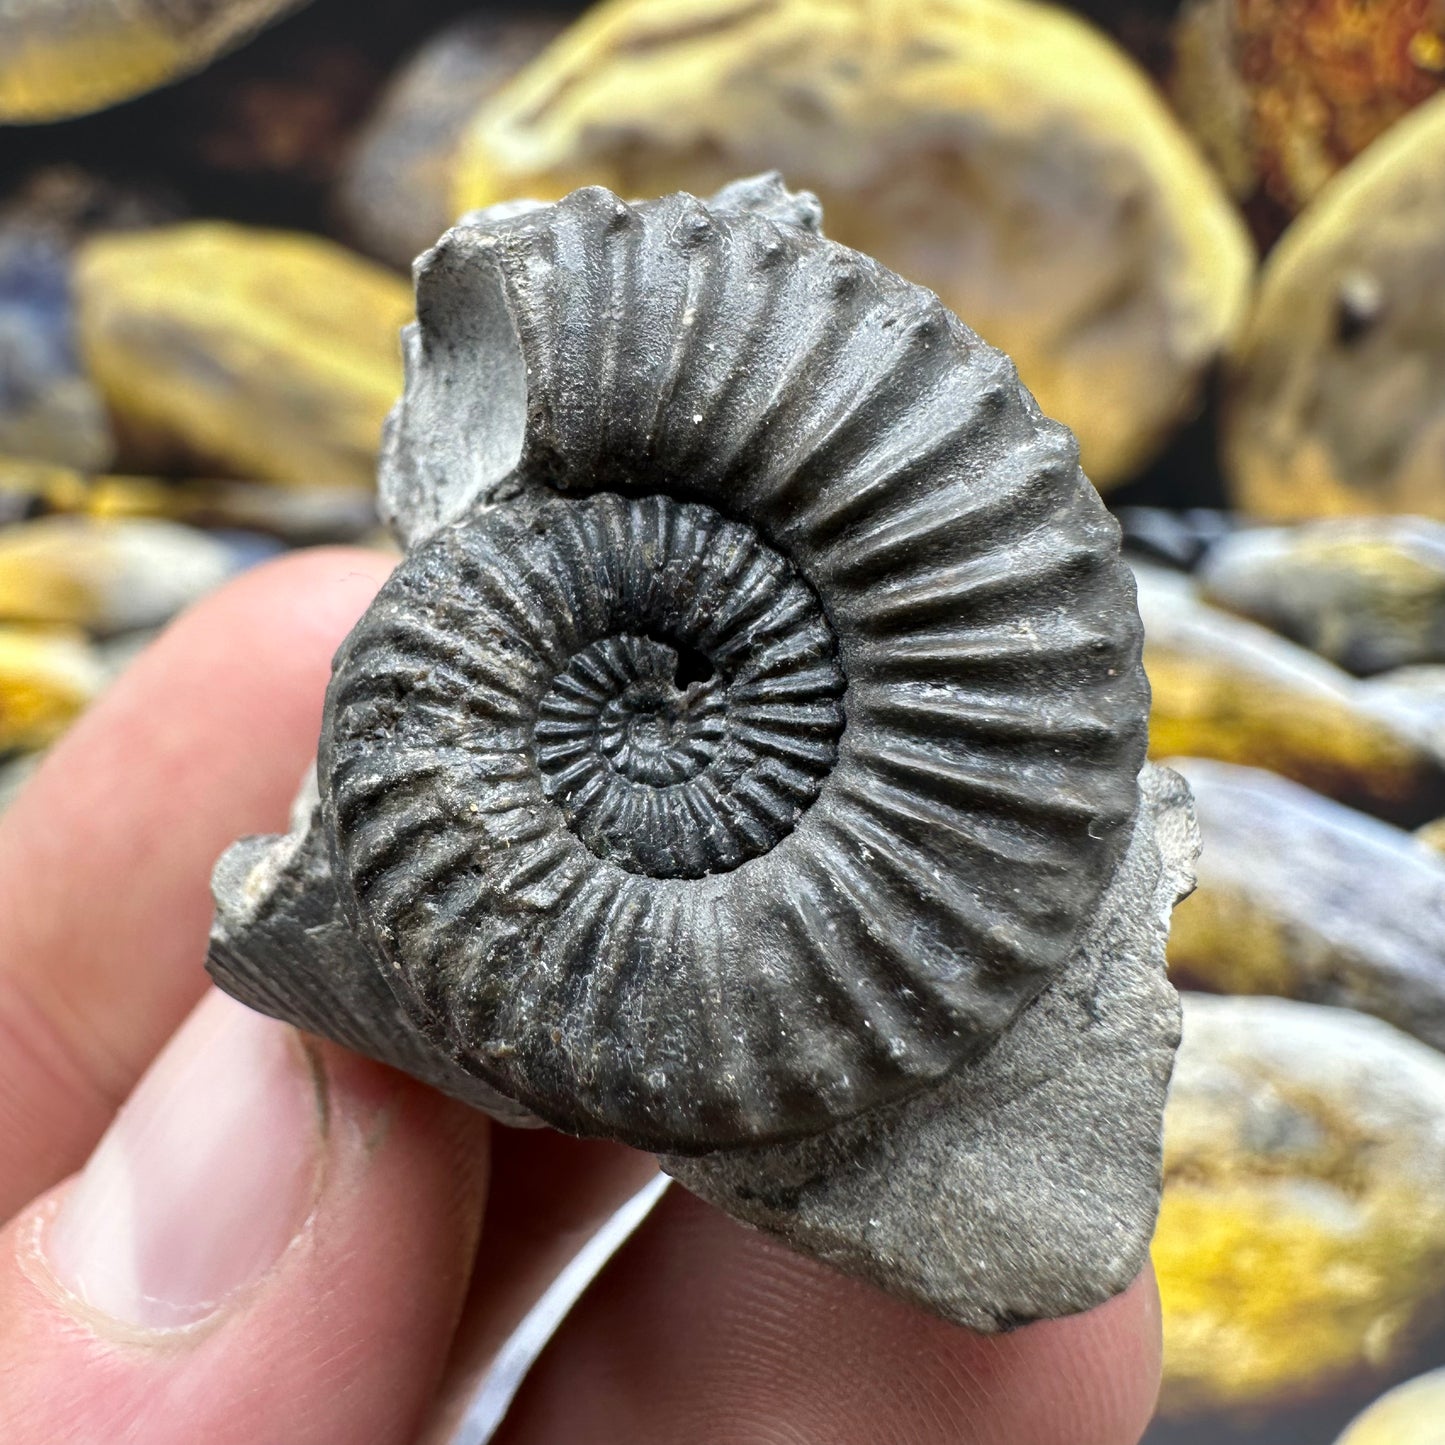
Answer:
1171, 0, 1445, 221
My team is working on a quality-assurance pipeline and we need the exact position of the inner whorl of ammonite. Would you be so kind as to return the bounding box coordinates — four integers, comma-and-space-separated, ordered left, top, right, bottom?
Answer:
327, 484, 846, 898
530, 512, 845, 878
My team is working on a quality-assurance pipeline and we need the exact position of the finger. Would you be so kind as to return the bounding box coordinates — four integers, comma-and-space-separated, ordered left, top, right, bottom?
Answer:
0, 547, 393, 1219
494, 1188, 1162, 1445
422, 1132, 660, 1444
0, 990, 492, 1445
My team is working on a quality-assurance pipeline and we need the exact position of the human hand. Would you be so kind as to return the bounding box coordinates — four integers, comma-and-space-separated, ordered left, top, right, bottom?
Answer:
0, 549, 1162, 1444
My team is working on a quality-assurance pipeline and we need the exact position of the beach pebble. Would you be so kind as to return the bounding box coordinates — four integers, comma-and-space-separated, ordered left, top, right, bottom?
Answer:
451, 0, 1253, 488
1137, 564, 1445, 823
1166, 758, 1445, 1052
74, 223, 412, 487
1225, 94, 1445, 520
0, 623, 104, 752
1157, 994, 1445, 1414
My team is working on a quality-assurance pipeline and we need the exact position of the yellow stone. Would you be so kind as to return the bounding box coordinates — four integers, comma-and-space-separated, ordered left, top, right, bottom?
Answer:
1137, 565, 1445, 823
1336, 1368, 1445, 1444
0, 0, 307, 124
0, 455, 376, 544
74, 224, 413, 489
0, 514, 237, 634
1225, 92, 1445, 520
1198, 517, 1445, 676
1157, 994, 1445, 1415
0, 624, 104, 752
1164, 758, 1445, 1050
452, 0, 1253, 488
0, 456, 90, 520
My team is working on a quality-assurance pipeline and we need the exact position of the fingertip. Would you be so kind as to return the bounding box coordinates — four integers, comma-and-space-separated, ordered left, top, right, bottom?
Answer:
0, 544, 393, 1217
499, 1187, 1162, 1445
160, 544, 396, 663
994, 1264, 1162, 1445
0, 995, 492, 1445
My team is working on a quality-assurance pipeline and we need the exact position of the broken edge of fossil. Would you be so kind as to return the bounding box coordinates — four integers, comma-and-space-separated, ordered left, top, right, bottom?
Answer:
210, 762, 1195, 1330
209, 771, 543, 1130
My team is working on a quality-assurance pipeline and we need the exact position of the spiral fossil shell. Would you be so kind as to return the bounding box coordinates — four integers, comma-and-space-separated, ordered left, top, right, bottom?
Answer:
311, 177, 1149, 1154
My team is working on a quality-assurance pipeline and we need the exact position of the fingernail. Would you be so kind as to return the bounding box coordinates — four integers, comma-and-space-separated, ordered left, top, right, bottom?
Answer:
46, 991, 324, 1330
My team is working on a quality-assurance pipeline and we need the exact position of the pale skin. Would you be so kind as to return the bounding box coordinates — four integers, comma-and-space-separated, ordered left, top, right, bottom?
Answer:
0, 548, 1161, 1443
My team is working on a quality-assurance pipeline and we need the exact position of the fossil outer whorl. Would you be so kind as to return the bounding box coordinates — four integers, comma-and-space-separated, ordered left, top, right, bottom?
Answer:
321, 178, 1150, 1155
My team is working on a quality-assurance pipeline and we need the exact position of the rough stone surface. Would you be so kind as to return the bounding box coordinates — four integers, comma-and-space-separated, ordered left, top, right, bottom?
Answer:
1166, 757, 1445, 1052
1156, 994, 1445, 1415
208, 177, 1191, 1328
665, 765, 1194, 1331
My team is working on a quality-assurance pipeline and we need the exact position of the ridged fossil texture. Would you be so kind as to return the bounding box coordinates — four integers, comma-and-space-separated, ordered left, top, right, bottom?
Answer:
210, 175, 1196, 1328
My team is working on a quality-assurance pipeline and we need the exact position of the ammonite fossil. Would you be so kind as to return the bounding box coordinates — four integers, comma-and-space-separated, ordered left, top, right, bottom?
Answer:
210, 175, 1198, 1329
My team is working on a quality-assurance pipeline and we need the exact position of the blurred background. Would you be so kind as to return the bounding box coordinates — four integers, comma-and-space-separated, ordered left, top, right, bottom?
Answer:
3, 1, 1445, 1440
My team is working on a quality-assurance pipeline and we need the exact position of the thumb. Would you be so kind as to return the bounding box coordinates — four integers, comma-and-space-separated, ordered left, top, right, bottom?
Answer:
0, 991, 490, 1445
